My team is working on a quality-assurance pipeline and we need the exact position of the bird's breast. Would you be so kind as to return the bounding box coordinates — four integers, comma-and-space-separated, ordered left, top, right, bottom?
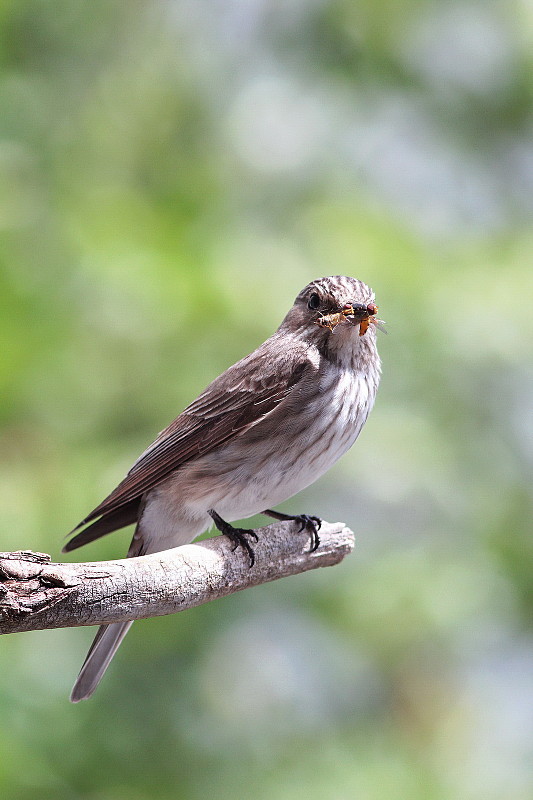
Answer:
149, 363, 378, 529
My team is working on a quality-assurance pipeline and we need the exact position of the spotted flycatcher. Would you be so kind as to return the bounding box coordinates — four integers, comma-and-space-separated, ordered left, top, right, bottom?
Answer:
65, 275, 382, 700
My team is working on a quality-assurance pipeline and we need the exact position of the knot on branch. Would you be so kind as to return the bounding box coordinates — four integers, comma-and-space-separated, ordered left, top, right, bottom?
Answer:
0, 550, 74, 622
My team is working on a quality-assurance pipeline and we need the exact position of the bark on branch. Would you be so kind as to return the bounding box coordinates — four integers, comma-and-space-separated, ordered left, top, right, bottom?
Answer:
0, 519, 354, 635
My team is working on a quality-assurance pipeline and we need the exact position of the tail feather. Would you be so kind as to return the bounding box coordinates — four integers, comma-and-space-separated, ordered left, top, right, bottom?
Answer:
68, 498, 198, 701
63, 499, 141, 553
70, 621, 133, 702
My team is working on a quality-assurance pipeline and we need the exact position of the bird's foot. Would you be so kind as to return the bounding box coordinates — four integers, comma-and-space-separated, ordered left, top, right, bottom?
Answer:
263, 509, 322, 552
208, 509, 259, 567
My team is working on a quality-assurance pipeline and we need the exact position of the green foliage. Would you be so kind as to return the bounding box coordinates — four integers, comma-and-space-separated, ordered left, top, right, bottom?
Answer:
1, 1, 533, 798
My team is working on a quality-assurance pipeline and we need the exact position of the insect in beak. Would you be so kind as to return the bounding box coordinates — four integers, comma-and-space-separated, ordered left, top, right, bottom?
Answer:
316, 302, 385, 336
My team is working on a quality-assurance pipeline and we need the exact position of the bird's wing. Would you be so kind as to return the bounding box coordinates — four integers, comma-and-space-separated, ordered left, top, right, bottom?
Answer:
66, 342, 315, 541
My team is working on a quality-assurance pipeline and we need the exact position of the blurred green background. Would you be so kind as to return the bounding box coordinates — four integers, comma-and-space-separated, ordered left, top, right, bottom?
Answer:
1, 0, 533, 798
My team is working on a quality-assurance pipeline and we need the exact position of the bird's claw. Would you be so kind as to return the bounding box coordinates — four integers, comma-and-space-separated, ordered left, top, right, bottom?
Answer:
225, 527, 258, 566
294, 514, 322, 551
262, 509, 322, 552
208, 509, 258, 567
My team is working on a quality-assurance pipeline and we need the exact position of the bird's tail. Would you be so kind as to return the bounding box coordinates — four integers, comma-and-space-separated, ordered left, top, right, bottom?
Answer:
70, 621, 133, 702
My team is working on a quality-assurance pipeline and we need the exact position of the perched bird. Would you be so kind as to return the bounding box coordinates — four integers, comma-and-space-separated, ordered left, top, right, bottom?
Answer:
65, 275, 382, 701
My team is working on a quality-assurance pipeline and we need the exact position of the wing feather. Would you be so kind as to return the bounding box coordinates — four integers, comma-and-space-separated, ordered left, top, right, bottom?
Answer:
66, 341, 313, 546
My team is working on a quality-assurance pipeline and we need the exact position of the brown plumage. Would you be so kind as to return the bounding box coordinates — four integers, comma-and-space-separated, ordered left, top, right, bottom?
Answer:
65, 353, 309, 550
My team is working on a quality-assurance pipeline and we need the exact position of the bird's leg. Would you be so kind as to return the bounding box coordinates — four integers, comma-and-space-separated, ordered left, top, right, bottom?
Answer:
262, 509, 322, 552
208, 510, 259, 567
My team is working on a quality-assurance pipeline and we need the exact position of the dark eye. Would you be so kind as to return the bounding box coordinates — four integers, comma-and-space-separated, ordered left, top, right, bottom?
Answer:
307, 292, 320, 310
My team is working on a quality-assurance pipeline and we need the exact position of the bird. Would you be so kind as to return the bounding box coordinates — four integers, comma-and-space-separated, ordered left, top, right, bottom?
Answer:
64, 275, 382, 701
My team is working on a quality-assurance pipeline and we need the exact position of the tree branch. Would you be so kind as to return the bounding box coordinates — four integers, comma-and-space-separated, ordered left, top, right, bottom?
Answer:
0, 519, 354, 635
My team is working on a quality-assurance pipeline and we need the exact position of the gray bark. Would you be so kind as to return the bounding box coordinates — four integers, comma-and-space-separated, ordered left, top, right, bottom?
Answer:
0, 519, 354, 635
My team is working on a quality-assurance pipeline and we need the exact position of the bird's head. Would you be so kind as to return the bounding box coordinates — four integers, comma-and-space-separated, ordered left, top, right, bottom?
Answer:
280, 276, 381, 362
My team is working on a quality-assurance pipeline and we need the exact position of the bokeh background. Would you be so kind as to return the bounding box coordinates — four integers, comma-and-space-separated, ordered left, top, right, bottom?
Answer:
1, 1, 533, 798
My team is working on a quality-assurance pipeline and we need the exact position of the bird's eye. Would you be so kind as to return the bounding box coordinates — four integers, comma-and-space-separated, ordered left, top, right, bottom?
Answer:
307, 293, 320, 310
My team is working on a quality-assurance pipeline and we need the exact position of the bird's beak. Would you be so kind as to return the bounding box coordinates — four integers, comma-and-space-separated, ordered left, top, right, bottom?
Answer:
346, 303, 379, 336
348, 302, 378, 321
